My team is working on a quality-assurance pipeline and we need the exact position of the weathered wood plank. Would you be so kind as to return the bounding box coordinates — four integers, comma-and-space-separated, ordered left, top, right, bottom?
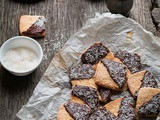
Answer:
130, 0, 156, 34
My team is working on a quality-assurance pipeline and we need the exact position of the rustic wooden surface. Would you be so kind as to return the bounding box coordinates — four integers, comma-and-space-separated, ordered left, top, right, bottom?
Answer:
0, 0, 159, 120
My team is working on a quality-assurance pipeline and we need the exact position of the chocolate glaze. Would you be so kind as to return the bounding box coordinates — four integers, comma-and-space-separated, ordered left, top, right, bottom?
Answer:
141, 71, 158, 88
121, 97, 135, 107
98, 87, 110, 102
69, 64, 95, 80
139, 93, 160, 116
102, 60, 127, 88
118, 97, 136, 120
72, 85, 99, 111
89, 107, 117, 120
22, 17, 46, 36
110, 90, 132, 101
135, 71, 158, 98
81, 43, 110, 65
64, 102, 91, 120
115, 51, 141, 74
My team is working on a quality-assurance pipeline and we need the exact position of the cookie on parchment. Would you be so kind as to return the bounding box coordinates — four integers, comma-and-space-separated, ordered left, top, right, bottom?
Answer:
57, 102, 91, 120
19, 15, 46, 37
104, 96, 136, 120
104, 98, 123, 117
136, 87, 160, 117
69, 64, 97, 89
69, 64, 109, 102
127, 70, 158, 98
81, 43, 114, 67
115, 51, 141, 74
71, 85, 99, 111
95, 59, 128, 91
89, 107, 117, 120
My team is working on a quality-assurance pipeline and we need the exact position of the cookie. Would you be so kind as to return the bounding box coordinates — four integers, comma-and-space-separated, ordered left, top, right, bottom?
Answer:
19, 15, 46, 37
69, 64, 97, 88
115, 51, 141, 74
57, 103, 73, 120
70, 95, 86, 105
89, 107, 117, 120
105, 97, 136, 120
110, 90, 133, 101
98, 87, 111, 102
95, 60, 128, 90
104, 98, 123, 116
136, 87, 160, 117
128, 70, 158, 97
71, 85, 99, 111
57, 102, 91, 120
81, 43, 114, 66
117, 97, 136, 120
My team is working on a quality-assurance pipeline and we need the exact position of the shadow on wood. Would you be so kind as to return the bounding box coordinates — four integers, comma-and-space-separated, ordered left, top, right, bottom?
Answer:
0, 67, 34, 95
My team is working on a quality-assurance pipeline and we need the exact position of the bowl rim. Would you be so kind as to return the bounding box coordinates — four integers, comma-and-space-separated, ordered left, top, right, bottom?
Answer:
0, 36, 43, 74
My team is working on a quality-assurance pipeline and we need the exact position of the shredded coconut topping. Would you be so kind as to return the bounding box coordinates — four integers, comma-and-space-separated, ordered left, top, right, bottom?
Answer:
2, 47, 39, 72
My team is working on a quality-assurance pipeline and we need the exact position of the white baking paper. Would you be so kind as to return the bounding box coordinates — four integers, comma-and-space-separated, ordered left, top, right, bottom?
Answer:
17, 12, 160, 120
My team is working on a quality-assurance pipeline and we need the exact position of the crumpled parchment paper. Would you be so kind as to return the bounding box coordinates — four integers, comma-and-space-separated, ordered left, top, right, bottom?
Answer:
17, 13, 160, 120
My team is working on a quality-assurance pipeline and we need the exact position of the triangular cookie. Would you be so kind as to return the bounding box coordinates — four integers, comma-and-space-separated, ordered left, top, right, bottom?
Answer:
136, 87, 160, 116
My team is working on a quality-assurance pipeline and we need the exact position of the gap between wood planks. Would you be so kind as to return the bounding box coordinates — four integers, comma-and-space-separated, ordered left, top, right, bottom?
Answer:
130, 0, 160, 37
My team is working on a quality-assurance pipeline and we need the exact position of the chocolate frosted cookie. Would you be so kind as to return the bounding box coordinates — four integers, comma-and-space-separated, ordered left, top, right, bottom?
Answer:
20, 15, 46, 37
69, 64, 97, 88
65, 102, 91, 120
98, 87, 111, 102
72, 85, 99, 111
105, 97, 136, 120
136, 87, 160, 117
69, 64, 95, 80
102, 60, 127, 88
110, 90, 132, 101
127, 70, 158, 97
89, 107, 117, 120
115, 51, 141, 74
95, 60, 128, 90
81, 43, 114, 65
57, 102, 91, 120
117, 99, 136, 120
139, 93, 160, 116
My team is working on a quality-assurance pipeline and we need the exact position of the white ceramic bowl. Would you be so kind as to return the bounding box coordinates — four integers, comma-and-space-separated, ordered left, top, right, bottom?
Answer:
0, 36, 43, 76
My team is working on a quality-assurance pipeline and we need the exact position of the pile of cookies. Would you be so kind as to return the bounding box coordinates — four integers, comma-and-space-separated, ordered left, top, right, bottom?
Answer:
57, 43, 160, 120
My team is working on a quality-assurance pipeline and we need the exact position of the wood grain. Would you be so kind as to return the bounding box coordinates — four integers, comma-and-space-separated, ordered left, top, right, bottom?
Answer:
0, 0, 159, 120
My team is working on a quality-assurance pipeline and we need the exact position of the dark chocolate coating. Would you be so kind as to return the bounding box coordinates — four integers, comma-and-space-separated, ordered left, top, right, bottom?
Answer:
110, 90, 132, 101
81, 43, 110, 65
102, 60, 127, 88
121, 97, 135, 107
98, 87, 110, 102
118, 97, 136, 120
139, 93, 160, 116
72, 85, 99, 111
64, 102, 91, 120
115, 51, 141, 74
141, 71, 158, 88
89, 107, 117, 120
69, 64, 95, 80
22, 17, 46, 36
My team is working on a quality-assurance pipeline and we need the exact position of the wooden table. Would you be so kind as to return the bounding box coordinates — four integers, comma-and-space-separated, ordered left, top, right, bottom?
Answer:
0, 0, 159, 119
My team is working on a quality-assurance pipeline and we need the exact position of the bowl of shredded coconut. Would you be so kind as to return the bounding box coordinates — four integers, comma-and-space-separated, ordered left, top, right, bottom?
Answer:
0, 36, 43, 76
